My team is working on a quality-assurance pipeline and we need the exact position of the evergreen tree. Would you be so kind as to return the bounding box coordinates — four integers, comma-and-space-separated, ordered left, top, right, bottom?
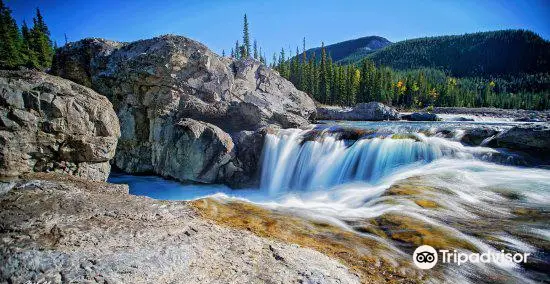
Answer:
234, 40, 240, 59
319, 42, 330, 104
242, 14, 250, 58
222, 49, 225, 57
299, 38, 307, 91
253, 39, 258, 59
29, 8, 53, 68
0, 0, 24, 68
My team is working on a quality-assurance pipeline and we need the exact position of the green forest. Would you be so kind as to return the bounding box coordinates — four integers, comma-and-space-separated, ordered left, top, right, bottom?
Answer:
0, 0, 54, 70
231, 16, 549, 110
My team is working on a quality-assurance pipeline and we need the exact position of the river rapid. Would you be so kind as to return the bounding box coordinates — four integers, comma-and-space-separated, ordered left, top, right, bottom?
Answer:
109, 120, 550, 283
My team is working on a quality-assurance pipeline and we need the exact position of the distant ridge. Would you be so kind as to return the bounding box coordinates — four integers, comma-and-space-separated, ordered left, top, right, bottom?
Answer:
303, 30, 549, 77
363, 29, 550, 77
301, 36, 391, 64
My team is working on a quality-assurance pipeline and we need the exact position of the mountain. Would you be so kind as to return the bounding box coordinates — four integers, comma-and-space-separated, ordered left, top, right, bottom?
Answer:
363, 30, 550, 77
301, 36, 391, 64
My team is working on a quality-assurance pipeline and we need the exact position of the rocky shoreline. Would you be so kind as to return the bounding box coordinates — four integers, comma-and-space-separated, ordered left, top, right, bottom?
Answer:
0, 173, 361, 284
432, 107, 550, 122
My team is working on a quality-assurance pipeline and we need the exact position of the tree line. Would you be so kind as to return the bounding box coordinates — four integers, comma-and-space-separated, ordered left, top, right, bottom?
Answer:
227, 14, 548, 110
0, 0, 54, 69
270, 42, 549, 110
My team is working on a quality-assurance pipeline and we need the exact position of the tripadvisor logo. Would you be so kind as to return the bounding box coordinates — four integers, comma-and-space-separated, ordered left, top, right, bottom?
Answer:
412, 245, 530, 269
413, 245, 438, 269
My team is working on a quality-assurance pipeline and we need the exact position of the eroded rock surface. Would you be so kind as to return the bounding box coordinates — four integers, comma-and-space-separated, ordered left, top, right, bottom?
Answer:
0, 70, 120, 181
0, 174, 359, 284
52, 35, 316, 184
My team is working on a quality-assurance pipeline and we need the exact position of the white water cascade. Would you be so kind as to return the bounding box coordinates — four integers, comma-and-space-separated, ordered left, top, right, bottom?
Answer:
260, 128, 498, 193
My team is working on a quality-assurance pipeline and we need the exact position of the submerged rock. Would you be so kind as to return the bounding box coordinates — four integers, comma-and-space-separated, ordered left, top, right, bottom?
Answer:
401, 112, 440, 121
52, 35, 316, 184
316, 102, 400, 121
0, 70, 120, 181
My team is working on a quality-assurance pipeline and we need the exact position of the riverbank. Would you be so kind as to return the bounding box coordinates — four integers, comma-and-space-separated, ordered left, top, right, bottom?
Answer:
431, 107, 550, 122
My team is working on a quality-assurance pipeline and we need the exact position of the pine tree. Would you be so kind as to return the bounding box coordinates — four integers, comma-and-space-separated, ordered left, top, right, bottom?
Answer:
319, 42, 330, 104
222, 49, 225, 57
230, 48, 235, 58
300, 38, 307, 91
234, 40, 240, 59
64, 33, 68, 45
29, 8, 54, 68
242, 14, 250, 58
253, 39, 258, 59
0, 0, 24, 68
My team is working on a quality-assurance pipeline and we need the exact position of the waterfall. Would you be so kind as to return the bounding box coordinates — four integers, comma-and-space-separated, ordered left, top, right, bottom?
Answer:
259, 128, 496, 194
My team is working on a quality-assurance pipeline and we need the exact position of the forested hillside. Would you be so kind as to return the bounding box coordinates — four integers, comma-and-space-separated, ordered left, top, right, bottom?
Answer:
365, 30, 549, 77
263, 29, 549, 110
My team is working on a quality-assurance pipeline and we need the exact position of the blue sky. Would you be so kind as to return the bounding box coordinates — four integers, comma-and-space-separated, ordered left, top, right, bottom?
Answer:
7, 0, 550, 60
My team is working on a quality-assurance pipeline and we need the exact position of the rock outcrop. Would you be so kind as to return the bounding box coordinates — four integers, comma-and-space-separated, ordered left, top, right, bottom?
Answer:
52, 35, 316, 184
460, 127, 499, 146
316, 102, 400, 121
0, 70, 120, 181
489, 124, 550, 154
0, 173, 360, 284
401, 112, 440, 121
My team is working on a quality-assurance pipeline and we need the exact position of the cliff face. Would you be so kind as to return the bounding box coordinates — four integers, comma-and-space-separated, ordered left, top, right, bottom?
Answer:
52, 35, 316, 185
0, 70, 120, 181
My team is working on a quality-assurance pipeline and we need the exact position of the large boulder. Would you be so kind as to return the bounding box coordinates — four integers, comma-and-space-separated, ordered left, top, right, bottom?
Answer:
316, 102, 400, 121
401, 112, 440, 121
52, 35, 316, 184
489, 124, 550, 154
150, 118, 237, 183
460, 127, 499, 146
0, 70, 120, 181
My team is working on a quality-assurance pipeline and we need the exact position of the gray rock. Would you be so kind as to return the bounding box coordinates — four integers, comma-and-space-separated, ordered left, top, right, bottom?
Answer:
52, 35, 316, 183
229, 124, 280, 187
402, 112, 440, 121
461, 127, 500, 146
0, 175, 360, 284
151, 118, 236, 183
0, 70, 120, 181
490, 124, 550, 153
317, 102, 400, 121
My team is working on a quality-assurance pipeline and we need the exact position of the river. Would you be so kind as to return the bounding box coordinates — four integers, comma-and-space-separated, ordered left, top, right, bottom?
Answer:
109, 120, 550, 283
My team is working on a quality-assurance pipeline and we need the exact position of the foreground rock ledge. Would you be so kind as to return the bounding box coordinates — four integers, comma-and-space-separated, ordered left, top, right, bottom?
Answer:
0, 174, 359, 284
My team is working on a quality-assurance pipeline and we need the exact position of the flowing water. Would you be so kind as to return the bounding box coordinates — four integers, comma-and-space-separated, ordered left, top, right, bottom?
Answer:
109, 120, 550, 283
